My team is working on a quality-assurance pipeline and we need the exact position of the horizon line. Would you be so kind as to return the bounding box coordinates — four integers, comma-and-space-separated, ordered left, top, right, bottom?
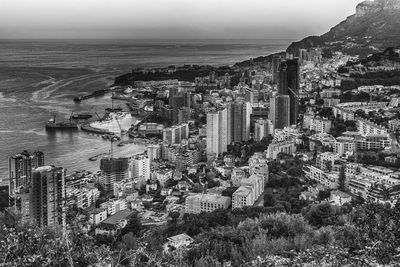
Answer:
0, 37, 298, 41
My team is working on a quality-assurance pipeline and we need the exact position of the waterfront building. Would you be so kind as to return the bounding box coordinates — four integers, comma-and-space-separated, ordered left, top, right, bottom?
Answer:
137, 123, 164, 137
31, 166, 66, 227
100, 158, 129, 193
8, 150, 44, 195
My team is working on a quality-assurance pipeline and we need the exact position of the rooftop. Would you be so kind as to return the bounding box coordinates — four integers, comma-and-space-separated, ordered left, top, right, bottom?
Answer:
331, 190, 352, 199
89, 208, 107, 215
101, 209, 132, 226
233, 186, 252, 197
167, 233, 193, 243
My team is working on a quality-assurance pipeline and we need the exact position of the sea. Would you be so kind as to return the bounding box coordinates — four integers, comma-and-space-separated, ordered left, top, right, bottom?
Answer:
0, 38, 291, 180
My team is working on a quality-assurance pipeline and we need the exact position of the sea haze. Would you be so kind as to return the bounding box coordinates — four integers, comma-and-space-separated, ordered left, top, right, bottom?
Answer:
0, 38, 291, 180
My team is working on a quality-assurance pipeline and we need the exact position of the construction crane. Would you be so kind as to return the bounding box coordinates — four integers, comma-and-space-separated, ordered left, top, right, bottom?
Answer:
114, 113, 127, 137
108, 135, 120, 159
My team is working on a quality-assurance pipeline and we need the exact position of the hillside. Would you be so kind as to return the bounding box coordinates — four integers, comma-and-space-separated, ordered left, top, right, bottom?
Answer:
287, 0, 400, 57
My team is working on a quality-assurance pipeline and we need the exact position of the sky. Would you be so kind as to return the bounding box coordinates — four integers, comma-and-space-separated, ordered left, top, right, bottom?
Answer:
0, 0, 363, 39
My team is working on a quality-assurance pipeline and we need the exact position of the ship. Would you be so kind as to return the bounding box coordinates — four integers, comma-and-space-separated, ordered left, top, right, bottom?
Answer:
73, 89, 109, 103
71, 113, 92, 120
45, 115, 78, 130
105, 107, 123, 113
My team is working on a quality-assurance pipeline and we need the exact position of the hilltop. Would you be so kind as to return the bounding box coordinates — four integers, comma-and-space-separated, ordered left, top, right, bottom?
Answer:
287, 0, 400, 57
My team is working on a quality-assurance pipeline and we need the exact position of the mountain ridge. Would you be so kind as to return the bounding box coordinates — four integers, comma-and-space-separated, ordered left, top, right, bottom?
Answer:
287, 0, 400, 57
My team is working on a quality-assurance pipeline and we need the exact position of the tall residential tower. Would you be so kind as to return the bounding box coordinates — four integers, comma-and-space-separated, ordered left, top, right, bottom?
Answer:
206, 108, 227, 157
31, 166, 66, 227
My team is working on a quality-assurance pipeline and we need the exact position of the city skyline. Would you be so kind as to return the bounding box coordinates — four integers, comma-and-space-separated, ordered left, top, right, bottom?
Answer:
1, 0, 400, 264
0, 0, 362, 39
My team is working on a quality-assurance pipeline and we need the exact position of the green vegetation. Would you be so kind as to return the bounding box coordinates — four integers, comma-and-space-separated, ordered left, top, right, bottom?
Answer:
340, 70, 400, 90
355, 150, 400, 168
3, 199, 400, 266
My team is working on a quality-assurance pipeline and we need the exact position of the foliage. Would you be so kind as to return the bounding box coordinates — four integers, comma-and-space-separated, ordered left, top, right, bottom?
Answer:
4, 201, 400, 265
118, 212, 143, 239
338, 164, 346, 191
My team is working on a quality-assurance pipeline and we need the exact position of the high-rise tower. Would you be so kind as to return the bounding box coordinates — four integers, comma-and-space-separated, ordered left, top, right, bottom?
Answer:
276, 59, 300, 126
206, 108, 227, 157
31, 166, 66, 227
286, 59, 300, 125
227, 101, 252, 144
270, 94, 290, 130
100, 158, 129, 193
8, 151, 44, 195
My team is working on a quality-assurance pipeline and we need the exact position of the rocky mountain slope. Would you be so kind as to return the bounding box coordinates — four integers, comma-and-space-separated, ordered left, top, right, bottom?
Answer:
287, 0, 400, 57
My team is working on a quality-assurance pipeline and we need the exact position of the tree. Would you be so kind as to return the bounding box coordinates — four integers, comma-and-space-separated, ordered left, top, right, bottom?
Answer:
318, 190, 331, 201
264, 193, 276, 207
119, 213, 142, 238
169, 211, 180, 222
192, 183, 203, 193
338, 164, 346, 191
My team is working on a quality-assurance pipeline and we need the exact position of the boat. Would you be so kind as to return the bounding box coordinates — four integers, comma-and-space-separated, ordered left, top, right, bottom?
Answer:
71, 113, 92, 120
102, 134, 120, 141
45, 115, 78, 130
88, 153, 108, 161
73, 89, 109, 103
81, 124, 113, 135
105, 107, 123, 113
